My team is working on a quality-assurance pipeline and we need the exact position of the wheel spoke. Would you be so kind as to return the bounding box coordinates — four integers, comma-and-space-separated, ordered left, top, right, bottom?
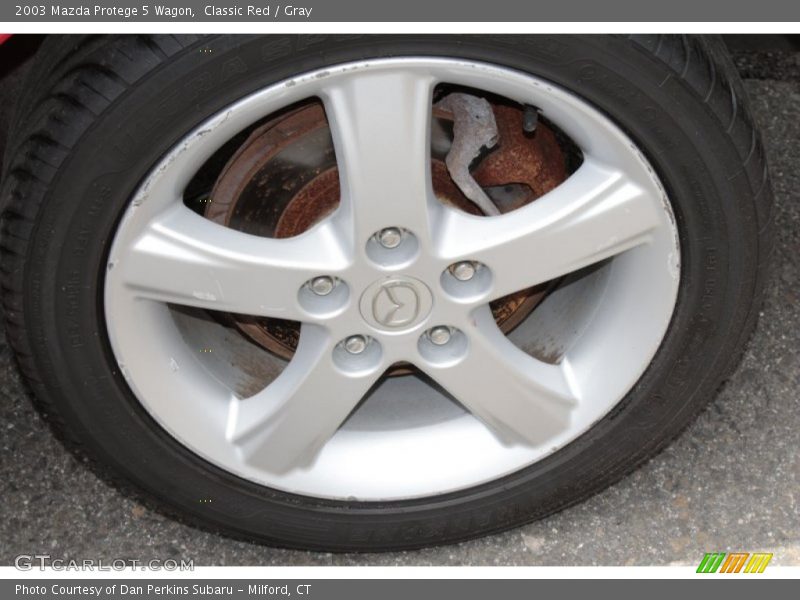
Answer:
436, 158, 665, 301
418, 306, 578, 446
321, 68, 438, 242
114, 204, 349, 319
226, 326, 383, 473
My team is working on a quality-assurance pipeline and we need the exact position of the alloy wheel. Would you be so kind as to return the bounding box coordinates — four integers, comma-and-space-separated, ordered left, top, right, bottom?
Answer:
104, 58, 680, 501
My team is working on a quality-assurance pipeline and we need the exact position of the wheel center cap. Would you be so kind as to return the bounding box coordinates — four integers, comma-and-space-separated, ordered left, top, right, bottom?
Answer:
360, 276, 433, 332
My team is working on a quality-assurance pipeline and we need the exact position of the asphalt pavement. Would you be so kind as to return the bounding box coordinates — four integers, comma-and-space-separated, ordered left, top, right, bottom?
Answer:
0, 40, 798, 566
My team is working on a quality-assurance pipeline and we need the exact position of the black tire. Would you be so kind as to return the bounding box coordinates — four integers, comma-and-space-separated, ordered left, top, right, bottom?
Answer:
0, 34, 772, 551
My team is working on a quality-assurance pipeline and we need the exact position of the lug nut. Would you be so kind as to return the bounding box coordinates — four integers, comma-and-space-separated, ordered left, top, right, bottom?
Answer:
309, 276, 335, 296
343, 335, 368, 355
428, 326, 452, 346
377, 227, 403, 249
450, 261, 477, 281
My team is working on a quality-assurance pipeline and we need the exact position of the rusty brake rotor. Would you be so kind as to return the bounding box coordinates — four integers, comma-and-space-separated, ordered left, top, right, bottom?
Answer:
204, 97, 568, 363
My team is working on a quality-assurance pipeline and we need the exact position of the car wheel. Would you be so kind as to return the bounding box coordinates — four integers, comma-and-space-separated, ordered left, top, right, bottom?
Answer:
0, 34, 772, 550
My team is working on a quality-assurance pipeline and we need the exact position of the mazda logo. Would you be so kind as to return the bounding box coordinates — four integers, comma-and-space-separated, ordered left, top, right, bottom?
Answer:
372, 282, 420, 327
359, 276, 433, 332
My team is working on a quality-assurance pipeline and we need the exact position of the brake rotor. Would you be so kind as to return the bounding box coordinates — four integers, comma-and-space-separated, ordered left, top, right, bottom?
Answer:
205, 99, 567, 362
